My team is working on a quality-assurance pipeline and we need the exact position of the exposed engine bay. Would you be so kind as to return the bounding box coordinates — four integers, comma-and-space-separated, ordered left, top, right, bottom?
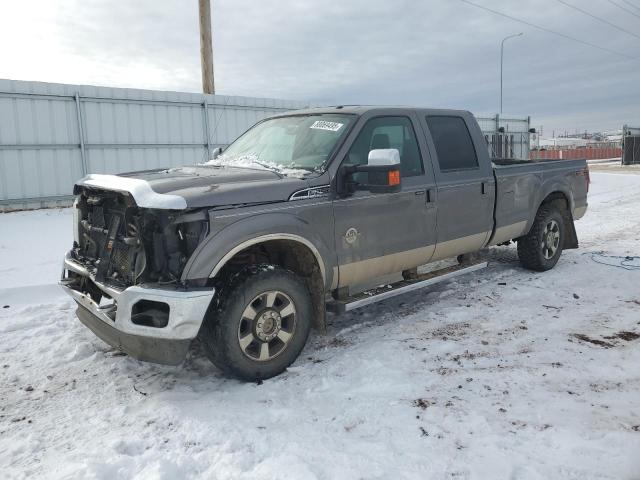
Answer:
71, 187, 208, 291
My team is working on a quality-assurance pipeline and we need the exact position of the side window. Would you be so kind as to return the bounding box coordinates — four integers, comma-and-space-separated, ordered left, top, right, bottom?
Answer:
425, 116, 479, 171
344, 116, 424, 177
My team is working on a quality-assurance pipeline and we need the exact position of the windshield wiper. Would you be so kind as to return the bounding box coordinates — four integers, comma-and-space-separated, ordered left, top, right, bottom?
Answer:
289, 165, 316, 172
249, 160, 284, 177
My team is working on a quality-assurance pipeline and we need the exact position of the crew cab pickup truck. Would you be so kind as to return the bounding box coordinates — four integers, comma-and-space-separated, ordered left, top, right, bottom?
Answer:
60, 106, 589, 380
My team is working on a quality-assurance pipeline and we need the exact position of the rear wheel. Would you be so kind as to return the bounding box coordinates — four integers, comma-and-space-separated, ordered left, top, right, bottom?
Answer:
200, 267, 312, 381
517, 205, 565, 271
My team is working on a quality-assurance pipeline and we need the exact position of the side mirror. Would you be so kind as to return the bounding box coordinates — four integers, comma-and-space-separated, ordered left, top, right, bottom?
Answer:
337, 149, 401, 195
212, 146, 224, 160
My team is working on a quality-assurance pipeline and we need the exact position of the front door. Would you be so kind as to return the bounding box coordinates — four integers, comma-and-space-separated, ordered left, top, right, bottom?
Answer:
420, 113, 496, 260
332, 113, 438, 288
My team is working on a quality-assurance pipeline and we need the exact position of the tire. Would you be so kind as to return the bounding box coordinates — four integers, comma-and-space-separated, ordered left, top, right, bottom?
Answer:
200, 266, 312, 381
517, 204, 565, 272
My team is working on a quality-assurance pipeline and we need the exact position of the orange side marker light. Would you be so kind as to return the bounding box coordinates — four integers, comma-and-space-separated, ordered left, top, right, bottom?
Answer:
388, 170, 400, 186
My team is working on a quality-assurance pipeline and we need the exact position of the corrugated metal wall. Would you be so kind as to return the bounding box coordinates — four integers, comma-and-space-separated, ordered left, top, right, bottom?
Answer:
0, 79, 309, 210
0, 79, 532, 211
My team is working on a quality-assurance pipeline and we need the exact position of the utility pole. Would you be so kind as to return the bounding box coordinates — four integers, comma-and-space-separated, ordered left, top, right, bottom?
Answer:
500, 33, 523, 114
199, 0, 215, 94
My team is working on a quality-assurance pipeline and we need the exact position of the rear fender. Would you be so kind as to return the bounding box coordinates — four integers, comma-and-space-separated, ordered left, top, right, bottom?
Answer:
525, 179, 574, 232
525, 185, 578, 249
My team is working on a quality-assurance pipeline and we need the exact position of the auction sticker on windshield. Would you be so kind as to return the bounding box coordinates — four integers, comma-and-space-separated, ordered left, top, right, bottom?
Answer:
310, 120, 344, 132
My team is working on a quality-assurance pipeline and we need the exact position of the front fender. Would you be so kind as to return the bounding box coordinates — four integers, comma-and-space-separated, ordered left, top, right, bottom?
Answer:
181, 212, 335, 289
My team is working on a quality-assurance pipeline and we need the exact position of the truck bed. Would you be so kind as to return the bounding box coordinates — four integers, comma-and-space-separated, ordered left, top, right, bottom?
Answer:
492, 157, 585, 166
489, 158, 589, 246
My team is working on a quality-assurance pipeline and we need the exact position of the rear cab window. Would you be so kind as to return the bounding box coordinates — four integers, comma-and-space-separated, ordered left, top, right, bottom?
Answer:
425, 116, 479, 172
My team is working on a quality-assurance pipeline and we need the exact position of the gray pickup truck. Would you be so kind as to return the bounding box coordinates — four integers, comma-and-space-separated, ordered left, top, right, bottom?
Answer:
60, 106, 589, 380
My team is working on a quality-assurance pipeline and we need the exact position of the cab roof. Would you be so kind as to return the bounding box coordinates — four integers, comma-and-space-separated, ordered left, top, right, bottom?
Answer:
272, 105, 472, 117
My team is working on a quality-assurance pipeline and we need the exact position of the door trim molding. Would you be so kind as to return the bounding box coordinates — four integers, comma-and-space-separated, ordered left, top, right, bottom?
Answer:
431, 231, 490, 262
336, 231, 494, 288
337, 245, 435, 287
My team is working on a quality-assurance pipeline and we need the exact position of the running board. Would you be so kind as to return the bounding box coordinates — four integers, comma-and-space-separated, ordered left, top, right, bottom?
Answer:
327, 261, 488, 314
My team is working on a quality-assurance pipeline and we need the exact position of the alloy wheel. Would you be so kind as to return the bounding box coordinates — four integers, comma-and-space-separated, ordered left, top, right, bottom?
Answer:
541, 219, 561, 260
237, 290, 297, 361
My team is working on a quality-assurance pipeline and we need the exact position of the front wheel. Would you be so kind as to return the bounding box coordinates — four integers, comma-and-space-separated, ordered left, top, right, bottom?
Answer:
200, 267, 312, 381
517, 205, 565, 272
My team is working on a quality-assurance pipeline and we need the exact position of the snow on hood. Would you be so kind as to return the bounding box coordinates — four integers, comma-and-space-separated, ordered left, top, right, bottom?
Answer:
204, 153, 312, 178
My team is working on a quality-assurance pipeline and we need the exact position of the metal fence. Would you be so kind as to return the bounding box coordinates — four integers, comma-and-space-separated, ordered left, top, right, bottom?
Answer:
476, 114, 531, 160
0, 79, 532, 211
622, 125, 640, 165
0, 79, 309, 210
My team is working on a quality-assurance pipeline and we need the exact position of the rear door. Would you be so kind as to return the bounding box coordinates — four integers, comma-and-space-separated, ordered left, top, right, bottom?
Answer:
331, 111, 438, 287
419, 112, 495, 260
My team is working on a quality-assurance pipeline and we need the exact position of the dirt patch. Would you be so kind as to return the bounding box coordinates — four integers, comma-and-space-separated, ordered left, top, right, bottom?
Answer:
429, 322, 471, 340
434, 366, 457, 376
572, 334, 614, 348
327, 337, 351, 348
451, 350, 485, 362
604, 331, 640, 342
573, 330, 640, 347
413, 398, 435, 410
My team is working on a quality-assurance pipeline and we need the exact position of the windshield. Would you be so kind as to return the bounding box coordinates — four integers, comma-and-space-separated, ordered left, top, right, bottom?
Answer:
207, 114, 354, 175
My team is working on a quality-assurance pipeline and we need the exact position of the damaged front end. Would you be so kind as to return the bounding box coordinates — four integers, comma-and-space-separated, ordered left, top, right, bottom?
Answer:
60, 186, 215, 365
73, 187, 208, 289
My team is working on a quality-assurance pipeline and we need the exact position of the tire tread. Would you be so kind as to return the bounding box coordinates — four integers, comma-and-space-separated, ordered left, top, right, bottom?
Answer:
200, 266, 312, 380
517, 204, 564, 272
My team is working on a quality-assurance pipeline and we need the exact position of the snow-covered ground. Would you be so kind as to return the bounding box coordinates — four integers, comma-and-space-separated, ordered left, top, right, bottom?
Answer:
0, 208, 73, 290
1, 173, 639, 480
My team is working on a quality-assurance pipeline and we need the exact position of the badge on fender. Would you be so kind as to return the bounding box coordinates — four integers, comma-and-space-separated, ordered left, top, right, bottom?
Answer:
344, 227, 359, 245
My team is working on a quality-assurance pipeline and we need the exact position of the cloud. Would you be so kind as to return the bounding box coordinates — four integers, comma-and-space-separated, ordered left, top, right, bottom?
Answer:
0, 0, 639, 131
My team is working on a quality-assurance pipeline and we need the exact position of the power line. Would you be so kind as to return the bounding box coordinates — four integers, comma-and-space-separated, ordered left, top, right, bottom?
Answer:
622, 0, 640, 11
607, 0, 640, 19
459, 0, 635, 59
557, 0, 640, 40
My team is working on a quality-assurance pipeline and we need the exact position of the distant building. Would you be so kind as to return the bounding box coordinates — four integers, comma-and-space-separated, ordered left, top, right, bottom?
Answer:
538, 137, 589, 149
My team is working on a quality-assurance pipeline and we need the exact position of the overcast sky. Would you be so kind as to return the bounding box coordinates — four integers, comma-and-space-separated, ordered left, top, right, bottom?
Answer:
1, 0, 639, 133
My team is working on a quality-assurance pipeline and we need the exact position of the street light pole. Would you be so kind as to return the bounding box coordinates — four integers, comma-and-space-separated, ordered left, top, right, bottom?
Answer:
500, 32, 523, 114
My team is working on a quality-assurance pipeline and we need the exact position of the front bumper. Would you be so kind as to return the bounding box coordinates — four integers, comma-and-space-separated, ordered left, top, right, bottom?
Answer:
60, 251, 215, 365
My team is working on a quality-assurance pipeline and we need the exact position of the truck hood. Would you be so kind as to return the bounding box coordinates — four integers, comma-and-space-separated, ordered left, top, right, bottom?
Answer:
74, 165, 310, 210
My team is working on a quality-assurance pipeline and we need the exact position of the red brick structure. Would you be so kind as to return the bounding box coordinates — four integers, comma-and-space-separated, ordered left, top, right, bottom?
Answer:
530, 148, 622, 160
